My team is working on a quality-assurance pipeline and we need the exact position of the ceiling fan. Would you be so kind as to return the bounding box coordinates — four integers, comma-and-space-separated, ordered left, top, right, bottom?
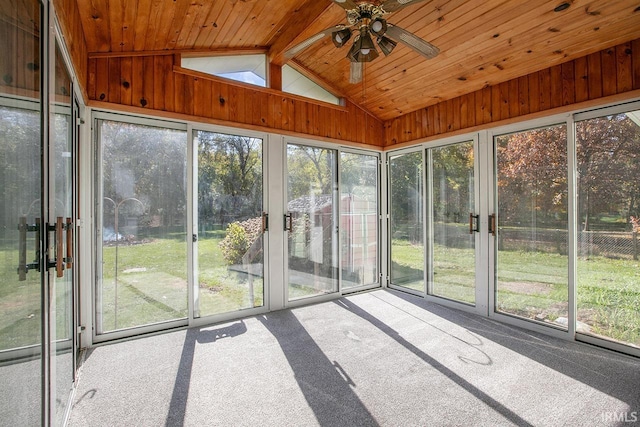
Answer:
285, 0, 439, 83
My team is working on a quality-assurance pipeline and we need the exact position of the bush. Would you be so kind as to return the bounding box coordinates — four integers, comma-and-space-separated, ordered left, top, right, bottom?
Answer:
219, 222, 248, 265
218, 217, 263, 265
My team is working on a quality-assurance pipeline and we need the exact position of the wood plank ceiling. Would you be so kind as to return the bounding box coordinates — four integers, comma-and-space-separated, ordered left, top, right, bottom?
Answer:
76, 0, 640, 121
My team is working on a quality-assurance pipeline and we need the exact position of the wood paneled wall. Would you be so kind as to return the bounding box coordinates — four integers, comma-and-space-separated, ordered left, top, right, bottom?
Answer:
54, 0, 89, 101
385, 39, 640, 147
0, 20, 40, 98
86, 55, 384, 146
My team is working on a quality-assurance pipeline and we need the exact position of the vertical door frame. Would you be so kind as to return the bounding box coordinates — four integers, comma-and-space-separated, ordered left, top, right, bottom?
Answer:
91, 111, 189, 343
338, 146, 383, 294
486, 113, 574, 340
386, 145, 426, 297
282, 136, 341, 309
421, 133, 486, 317
188, 122, 271, 328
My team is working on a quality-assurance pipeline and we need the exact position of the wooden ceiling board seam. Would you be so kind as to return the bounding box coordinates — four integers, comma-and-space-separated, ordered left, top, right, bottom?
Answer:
213, 0, 257, 46
107, 0, 124, 51
142, 0, 165, 51
231, 0, 272, 47
120, 0, 138, 52
262, 0, 305, 46
202, 3, 236, 48
131, 0, 152, 51
191, 1, 226, 48
181, 1, 212, 49
84, 0, 111, 52
152, 0, 179, 51
163, 0, 197, 51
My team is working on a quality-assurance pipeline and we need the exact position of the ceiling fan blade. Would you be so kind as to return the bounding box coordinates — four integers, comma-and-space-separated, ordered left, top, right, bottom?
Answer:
332, 0, 359, 10
385, 24, 439, 59
350, 62, 362, 84
285, 26, 345, 58
380, 0, 428, 13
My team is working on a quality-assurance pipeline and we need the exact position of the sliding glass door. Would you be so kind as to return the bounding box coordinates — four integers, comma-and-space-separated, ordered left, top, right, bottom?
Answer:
428, 141, 477, 305
575, 109, 640, 350
96, 118, 188, 337
340, 151, 380, 291
493, 124, 569, 328
0, 1, 43, 424
52, 40, 77, 425
194, 130, 264, 318
286, 143, 339, 301
389, 150, 425, 293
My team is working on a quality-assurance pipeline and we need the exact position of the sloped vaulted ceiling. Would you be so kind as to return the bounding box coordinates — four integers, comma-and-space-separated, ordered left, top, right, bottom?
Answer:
74, 0, 640, 122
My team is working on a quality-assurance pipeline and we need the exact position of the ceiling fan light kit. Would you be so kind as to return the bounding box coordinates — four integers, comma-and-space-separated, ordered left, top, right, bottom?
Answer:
332, 28, 352, 47
377, 35, 397, 56
286, 0, 439, 83
348, 28, 380, 62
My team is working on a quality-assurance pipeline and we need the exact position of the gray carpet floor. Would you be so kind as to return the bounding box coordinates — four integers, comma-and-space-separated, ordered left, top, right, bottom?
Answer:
68, 290, 640, 427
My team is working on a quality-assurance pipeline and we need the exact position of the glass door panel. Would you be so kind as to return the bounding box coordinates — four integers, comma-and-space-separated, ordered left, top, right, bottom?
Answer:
52, 40, 75, 425
195, 131, 264, 317
576, 110, 640, 349
286, 144, 338, 300
340, 152, 379, 290
97, 120, 188, 334
429, 141, 476, 304
389, 151, 425, 292
494, 125, 569, 327
0, 0, 43, 423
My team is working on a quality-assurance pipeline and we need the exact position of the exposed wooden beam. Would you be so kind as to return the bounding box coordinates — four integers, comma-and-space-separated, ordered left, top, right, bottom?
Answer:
88, 47, 268, 59
269, 62, 282, 91
268, 0, 333, 67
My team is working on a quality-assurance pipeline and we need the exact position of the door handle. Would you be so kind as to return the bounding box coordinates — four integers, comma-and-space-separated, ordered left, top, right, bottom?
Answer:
44, 218, 66, 277
488, 214, 497, 237
18, 217, 27, 281
469, 213, 479, 234
65, 217, 73, 269
262, 212, 269, 232
284, 213, 292, 231
17, 216, 40, 281
56, 217, 64, 278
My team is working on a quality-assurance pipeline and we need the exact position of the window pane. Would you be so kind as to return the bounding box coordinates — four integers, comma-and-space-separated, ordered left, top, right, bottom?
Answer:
182, 55, 266, 87
389, 151, 424, 292
431, 142, 476, 304
340, 152, 378, 290
576, 111, 640, 349
196, 131, 264, 317
287, 144, 339, 300
495, 125, 568, 327
0, 0, 43, 423
98, 120, 188, 333
283, 65, 340, 105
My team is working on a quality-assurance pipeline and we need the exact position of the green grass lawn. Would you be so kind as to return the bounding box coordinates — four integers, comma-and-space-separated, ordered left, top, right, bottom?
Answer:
2, 233, 638, 350
389, 238, 639, 346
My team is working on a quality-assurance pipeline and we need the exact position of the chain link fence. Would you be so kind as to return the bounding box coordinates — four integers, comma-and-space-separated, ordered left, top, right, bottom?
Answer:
497, 227, 639, 260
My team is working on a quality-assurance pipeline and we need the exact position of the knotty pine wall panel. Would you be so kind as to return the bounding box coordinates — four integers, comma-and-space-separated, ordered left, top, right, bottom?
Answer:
87, 54, 384, 146
54, 0, 89, 101
386, 38, 640, 147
